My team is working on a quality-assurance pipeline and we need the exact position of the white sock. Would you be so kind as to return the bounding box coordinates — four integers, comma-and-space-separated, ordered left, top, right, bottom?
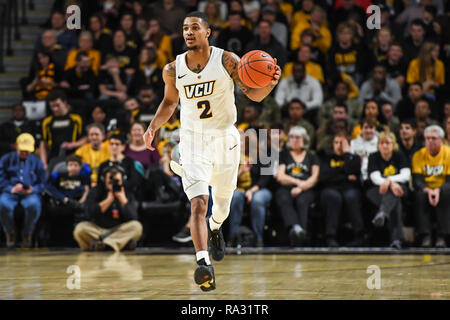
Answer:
293, 224, 303, 234
196, 250, 211, 265
209, 216, 222, 231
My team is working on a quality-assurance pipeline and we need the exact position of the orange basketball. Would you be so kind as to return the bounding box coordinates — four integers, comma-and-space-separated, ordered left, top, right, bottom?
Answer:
238, 50, 276, 88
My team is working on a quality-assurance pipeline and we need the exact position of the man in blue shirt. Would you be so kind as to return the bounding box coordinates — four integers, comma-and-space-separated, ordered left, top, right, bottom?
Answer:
0, 133, 46, 248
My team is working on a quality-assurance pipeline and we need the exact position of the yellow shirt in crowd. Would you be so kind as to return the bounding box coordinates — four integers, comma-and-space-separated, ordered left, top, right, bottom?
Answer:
75, 140, 111, 185
65, 49, 102, 75
282, 60, 324, 83
412, 145, 450, 189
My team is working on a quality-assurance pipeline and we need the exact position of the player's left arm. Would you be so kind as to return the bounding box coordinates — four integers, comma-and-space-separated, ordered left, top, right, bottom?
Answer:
222, 51, 281, 102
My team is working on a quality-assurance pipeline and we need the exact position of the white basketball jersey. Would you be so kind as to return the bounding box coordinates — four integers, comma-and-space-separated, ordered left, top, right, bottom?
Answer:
175, 46, 237, 135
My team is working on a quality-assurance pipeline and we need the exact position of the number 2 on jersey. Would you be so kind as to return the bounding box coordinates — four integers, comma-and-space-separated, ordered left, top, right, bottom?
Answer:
197, 100, 213, 119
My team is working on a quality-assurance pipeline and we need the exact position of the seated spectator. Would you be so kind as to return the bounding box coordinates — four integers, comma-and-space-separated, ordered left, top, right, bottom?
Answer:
40, 90, 87, 170
110, 29, 139, 80
381, 102, 401, 135
60, 51, 98, 110
359, 63, 402, 107
142, 18, 174, 63
414, 99, 440, 137
35, 11, 77, 51
75, 123, 111, 186
32, 30, 67, 75
350, 118, 379, 183
370, 27, 393, 63
124, 122, 160, 171
25, 50, 61, 101
73, 166, 143, 252
407, 42, 445, 97
282, 45, 324, 84
317, 119, 350, 155
245, 19, 287, 69
327, 22, 366, 85
366, 132, 411, 249
98, 134, 143, 192
352, 100, 387, 140
319, 80, 362, 129
119, 12, 143, 51
89, 104, 118, 140
319, 133, 364, 247
46, 154, 90, 206
290, 0, 313, 33
88, 13, 113, 60
98, 54, 128, 103
228, 130, 273, 247
0, 133, 46, 248
216, 11, 254, 58
318, 104, 354, 150
44, 154, 90, 244
399, 19, 426, 65
398, 119, 424, 163
412, 125, 450, 248
284, 99, 315, 148
275, 61, 323, 113
275, 126, 320, 246
64, 31, 102, 75
151, 0, 186, 38
129, 43, 164, 99
237, 102, 264, 133
395, 82, 425, 121
290, 5, 331, 54
0, 104, 35, 157
133, 86, 159, 125
383, 43, 408, 89
298, 28, 327, 69
445, 116, 450, 146
257, 5, 288, 49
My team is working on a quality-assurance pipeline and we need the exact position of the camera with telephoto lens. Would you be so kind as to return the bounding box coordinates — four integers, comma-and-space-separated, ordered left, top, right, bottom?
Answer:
112, 178, 122, 192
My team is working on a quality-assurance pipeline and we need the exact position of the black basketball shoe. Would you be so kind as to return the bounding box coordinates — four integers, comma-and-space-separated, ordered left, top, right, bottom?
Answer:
207, 218, 225, 261
194, 263, 216, 292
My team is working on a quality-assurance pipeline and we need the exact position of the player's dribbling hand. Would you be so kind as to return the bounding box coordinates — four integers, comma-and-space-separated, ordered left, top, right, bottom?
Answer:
271, 58, 281, 86
143, 127, 155, 151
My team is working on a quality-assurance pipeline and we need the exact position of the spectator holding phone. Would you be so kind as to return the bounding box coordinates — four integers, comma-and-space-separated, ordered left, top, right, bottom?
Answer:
0, 133, 46, 248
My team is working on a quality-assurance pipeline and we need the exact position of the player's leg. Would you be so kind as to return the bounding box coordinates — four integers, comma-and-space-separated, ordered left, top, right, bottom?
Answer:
208, 128, 241, 260
178, 133, 216, 291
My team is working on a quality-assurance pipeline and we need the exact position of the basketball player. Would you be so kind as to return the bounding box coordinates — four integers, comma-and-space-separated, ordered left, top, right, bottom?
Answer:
143, 12, 280, 291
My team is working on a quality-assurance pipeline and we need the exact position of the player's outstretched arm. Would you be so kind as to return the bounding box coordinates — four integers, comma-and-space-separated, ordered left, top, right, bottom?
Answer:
222, 51, 281, 102
143, 61, 180, 150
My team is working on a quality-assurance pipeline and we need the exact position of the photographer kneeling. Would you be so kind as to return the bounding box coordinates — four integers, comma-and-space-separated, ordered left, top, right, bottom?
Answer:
73, 166, 142, 252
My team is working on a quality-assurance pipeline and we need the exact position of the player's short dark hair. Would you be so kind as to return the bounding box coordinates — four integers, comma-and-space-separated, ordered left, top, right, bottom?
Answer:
66, 154, 82, 166
185, 11, 210, 28
361, 117, 377, 128
47, 89, 67, 102
400, 118, 417, 129
228, 10, 242, 18
409, 82, 423, 89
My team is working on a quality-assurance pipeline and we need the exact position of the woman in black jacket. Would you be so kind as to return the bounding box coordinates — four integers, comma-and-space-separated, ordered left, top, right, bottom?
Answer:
319, 133, 364, 247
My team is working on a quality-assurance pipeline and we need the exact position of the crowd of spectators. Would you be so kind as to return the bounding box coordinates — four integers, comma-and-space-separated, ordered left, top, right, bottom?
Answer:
0, 0, 449, 250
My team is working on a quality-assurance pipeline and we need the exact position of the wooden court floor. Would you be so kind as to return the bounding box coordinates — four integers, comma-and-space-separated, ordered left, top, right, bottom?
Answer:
0, 249, 449, 300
